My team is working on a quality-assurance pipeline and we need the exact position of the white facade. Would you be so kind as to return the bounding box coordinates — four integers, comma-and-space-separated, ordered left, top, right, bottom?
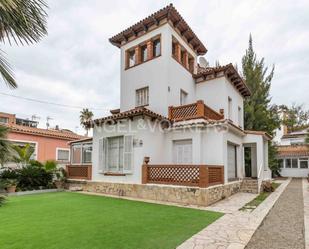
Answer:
90, 7, 271, 188
275, 126, 309, 177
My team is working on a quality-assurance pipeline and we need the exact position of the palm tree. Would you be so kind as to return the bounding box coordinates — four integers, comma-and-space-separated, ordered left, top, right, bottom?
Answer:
0, 0, 48, 88
0, 125, 11, 167
80, 108, 93, 136
11, 143, 35, 167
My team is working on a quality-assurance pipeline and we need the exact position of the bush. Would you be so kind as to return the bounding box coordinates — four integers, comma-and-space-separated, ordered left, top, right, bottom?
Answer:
29, 160, 44, 168
0, 168, 19, 179
17, 166, 53, 191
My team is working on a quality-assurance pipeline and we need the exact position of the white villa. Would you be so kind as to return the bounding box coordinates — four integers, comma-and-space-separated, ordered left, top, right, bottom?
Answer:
274, 125, 309, 177
67, 4, 272, 203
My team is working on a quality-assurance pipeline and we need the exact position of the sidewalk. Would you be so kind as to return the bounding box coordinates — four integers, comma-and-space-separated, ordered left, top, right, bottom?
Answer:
303, 178, 309, 249
177, 178, 291, 249
246, 178, 305, 249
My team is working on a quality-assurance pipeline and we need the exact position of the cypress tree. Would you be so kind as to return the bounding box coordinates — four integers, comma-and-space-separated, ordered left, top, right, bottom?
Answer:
242, 35, 280, 175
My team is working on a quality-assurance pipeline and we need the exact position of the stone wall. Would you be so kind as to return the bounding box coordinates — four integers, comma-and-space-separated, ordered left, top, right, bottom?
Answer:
66, 180, 242, 207
240, 179, 259, 194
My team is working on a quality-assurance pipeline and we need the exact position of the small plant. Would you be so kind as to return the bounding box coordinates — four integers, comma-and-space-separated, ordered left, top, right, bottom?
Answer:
262, 181, 274, 192
3, 179, 18, 193
54, 167, 66, 189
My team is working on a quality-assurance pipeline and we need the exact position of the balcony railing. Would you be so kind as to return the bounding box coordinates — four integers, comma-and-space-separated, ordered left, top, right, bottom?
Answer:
66, 165, 92, 180
141, 158, 224, 188
168, 100, 224, 121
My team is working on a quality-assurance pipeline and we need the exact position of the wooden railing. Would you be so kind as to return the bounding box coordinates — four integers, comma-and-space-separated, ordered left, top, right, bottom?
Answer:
66, 165, 92, 180
168, 100, 224, 121
141, 158, 224, 188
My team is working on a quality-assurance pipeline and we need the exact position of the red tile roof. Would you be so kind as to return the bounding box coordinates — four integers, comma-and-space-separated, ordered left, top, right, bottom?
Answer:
194, 64, 251, 97
109, 4, 207, 55
90, 107, 168, 127
69, 137, 93, 144
245, 130, 272, 140
277, 145, 309, 158
5, 123, 85, 140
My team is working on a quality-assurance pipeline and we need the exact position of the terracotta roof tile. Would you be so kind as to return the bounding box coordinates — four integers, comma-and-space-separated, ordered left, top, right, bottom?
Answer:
109, 4, 207, 55
277, 145, 309, 157
5, 123, 85, 140
194, 63, 251, 97
91, 107, 169, 127
245, 130, 272, 140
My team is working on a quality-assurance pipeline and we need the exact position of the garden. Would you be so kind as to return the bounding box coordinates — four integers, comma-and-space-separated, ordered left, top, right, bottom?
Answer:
0, 192, 223, 249
0, 141, 66, 206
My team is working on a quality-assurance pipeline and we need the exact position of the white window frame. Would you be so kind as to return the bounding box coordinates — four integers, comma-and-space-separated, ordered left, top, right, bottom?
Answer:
8, 139, 38, 160
99, 135, 133, 174
173, 139, 193, 164
106, 136, 124, 173
56, 148, 70, 163
70, 142, 92, 165
180, 89, 188, 105
299, 158, 309, 169
0, 117, 9, 124
136, 86, 149, 107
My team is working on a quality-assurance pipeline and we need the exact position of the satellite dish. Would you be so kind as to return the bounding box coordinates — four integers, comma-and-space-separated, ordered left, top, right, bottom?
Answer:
198, 57, 209, 68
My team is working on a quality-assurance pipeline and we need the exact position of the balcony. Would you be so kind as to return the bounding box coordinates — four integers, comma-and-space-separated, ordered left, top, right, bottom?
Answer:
168, 100, 224, 122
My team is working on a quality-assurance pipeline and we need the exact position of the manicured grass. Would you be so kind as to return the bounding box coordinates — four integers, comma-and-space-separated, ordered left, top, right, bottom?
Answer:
240, 182, 281, 211
0, 192, 223, 249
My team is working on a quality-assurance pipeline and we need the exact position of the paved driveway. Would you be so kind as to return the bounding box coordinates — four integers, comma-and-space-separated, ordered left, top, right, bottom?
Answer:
246, 178, 305, 249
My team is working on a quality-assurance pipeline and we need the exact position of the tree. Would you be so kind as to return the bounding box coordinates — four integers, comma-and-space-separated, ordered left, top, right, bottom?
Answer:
11, 144, 35, 167
0, 125, 11, 167
242, 35, 280, 175
305, 133, 309, 144
80, 108, 93, 136
0, 0, 48, 88
278, 103, 309, 131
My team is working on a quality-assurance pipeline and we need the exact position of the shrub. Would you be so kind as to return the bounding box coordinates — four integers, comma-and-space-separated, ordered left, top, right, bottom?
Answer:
16, 166, 53, 191
44, 160, 58, 172
0, 168, 18, 179
29, 160, 44, 168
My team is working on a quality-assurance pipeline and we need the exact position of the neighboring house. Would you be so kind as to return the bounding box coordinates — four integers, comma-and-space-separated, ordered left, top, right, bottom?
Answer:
67, 4, 271, 195
274, 124, 309, 177
0, 112, 85, 166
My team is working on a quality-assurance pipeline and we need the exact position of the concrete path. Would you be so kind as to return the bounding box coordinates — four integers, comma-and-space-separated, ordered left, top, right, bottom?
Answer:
245, 178, 305, 249
177, 179, 290, 249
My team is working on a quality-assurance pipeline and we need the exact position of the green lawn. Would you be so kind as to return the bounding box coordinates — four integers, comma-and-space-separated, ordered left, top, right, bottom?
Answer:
0, 192, 223, 249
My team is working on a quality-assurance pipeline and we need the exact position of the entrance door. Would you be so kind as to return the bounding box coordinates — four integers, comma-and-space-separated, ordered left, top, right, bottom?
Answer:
173, 139, 192, 164
228, 143, 237, 180
244, 147, 252, 177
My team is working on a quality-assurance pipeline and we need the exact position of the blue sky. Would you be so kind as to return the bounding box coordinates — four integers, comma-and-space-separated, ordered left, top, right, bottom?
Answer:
1, 0, 308, 134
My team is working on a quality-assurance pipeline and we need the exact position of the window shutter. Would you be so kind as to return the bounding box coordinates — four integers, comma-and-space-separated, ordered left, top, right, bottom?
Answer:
123, 135, 133, 174
98, 138, 107, 173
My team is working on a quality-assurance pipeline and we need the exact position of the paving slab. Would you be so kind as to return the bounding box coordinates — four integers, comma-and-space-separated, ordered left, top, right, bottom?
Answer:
177, 178, 291, 249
